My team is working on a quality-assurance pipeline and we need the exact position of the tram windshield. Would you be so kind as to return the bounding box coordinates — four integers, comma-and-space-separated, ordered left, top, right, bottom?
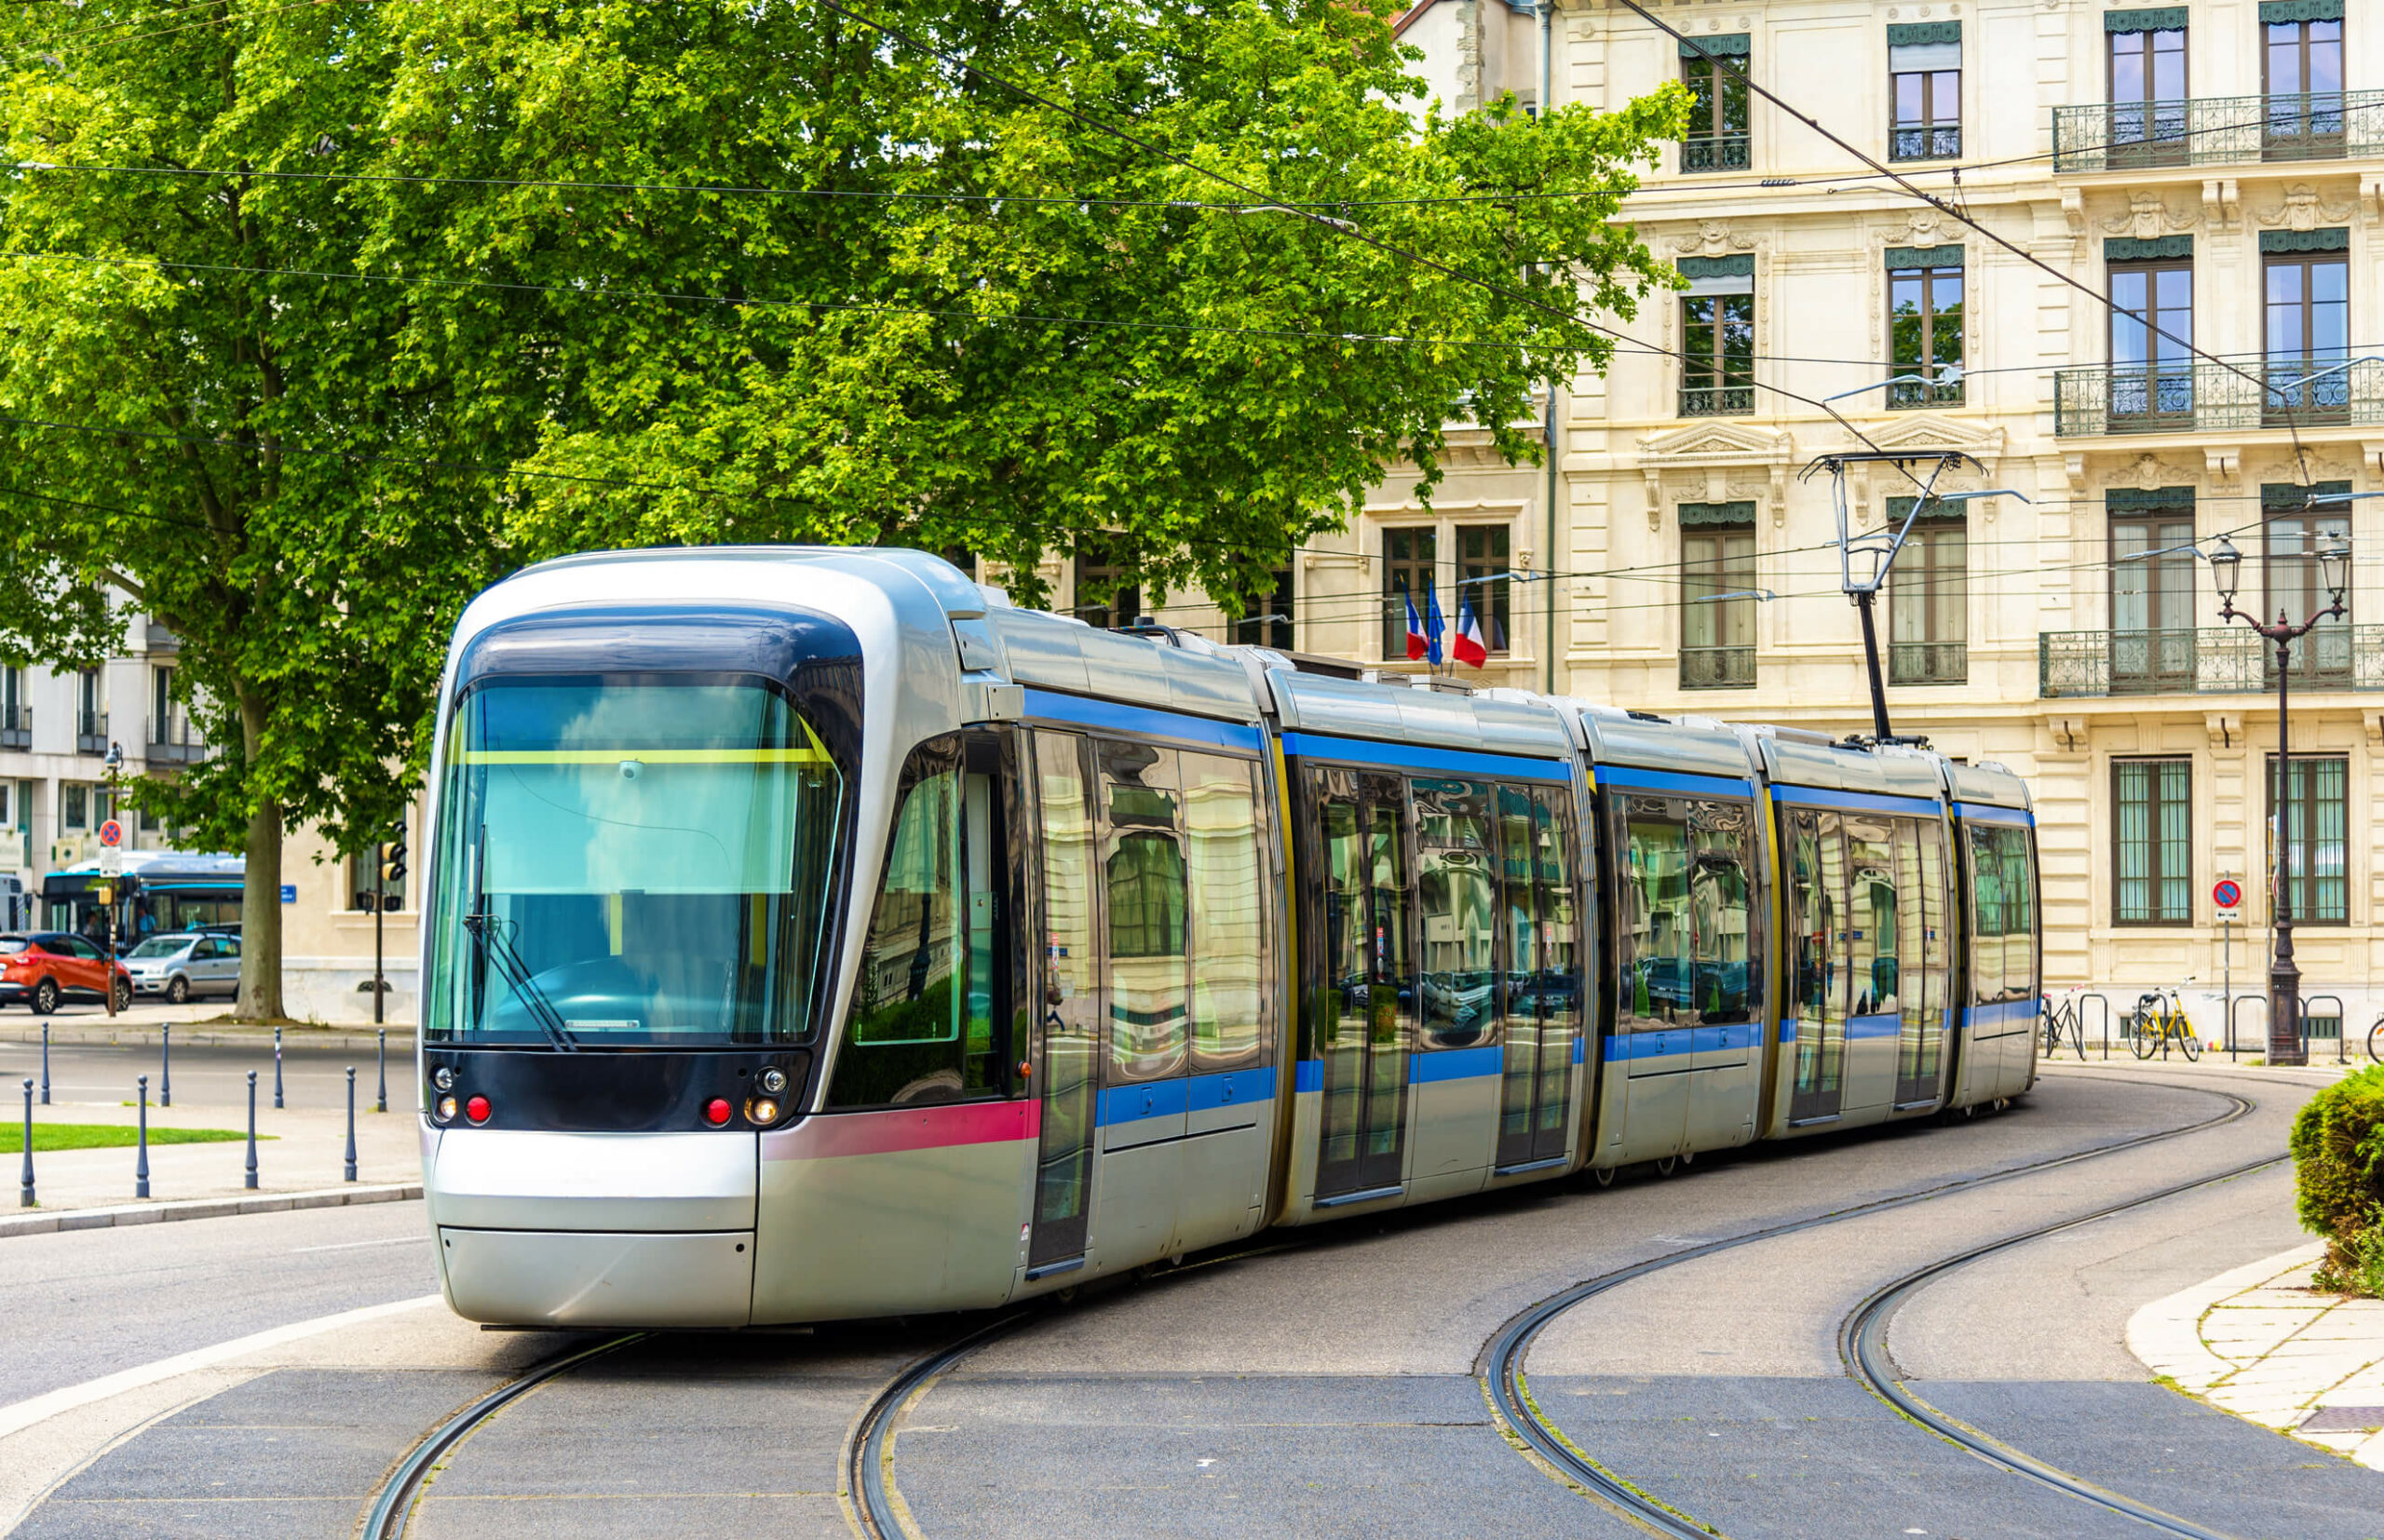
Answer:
426, 678, 846, 1047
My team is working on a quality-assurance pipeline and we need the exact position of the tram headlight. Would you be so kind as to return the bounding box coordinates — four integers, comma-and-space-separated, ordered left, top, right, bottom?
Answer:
747, 1097, 781, 1127
435, 1095, 457, 1123
759, 1066, 788, 1096
432, 1066, 455, 1091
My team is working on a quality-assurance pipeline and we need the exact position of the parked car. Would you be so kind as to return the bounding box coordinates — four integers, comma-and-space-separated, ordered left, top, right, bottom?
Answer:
0, 932, 133, 1014
123, 931, 242, 1005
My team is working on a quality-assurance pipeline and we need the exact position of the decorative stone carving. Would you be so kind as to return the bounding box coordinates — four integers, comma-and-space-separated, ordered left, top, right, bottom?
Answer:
1666, 221, 1757, 257
2255, 182, 2356, 233
1634, 421, 1795, 531
2206, 713, 2241, 750
2200, 178, 2239, 231
2098, 193, 2197, 238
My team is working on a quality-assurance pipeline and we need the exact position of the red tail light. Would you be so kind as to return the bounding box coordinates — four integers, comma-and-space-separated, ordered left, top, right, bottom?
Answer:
703, 1098, 732, 1127
465, 1095, 491, 1125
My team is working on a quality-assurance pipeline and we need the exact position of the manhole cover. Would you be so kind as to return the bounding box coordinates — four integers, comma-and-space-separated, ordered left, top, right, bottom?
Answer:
2297, 1406, 2384, 1434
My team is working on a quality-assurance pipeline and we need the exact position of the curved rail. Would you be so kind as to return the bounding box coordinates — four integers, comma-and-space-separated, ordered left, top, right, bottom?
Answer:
1482, 1086, 2256, 1539
360, 1331, 646, 1540
847, 1311, 1033, 1540
1841, 1153, 2284, 1540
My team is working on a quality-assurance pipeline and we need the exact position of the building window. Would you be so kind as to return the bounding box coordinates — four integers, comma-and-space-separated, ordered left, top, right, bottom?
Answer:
1456, 525, 1511, 656
2263, 8, 2345, 159
1887, 248, 1964, 407
74, 669, 106, 753
2262, 235, 2350, 425
2114, 758, 2192, 925
2108, 492, 2197, 694
2262, 480, 2353, 685
0, 667, 22, 747
1889, 24, 1961, 160
1073, 536, 1141, 631
62, 783, 88, 831
1679, 256, 1754, 418
1681, 34, 1752, 172
2268, 753, 2348, 924
2106, 15, 2188, 167
1381, 527, 1438, 661
1887, 501, 1966, 684
2107, 244, 2193, 427
1228, 568, 1294, 651
1680, 504, 1756, 689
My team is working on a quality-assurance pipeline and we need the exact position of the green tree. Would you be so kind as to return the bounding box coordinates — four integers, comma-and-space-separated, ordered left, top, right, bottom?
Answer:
1, 0, 1682, 1017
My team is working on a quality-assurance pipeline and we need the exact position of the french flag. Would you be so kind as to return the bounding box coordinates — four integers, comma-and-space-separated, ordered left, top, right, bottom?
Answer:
1403, 588, 1429, 660
1453, 593, 1489, 667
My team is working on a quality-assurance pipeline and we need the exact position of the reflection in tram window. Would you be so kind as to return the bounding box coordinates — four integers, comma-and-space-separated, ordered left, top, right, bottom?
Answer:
428, 679, 847, 1048
1788, 809, 1849, 1117
1968, 825, 2039, 1006
1499, 785, 1578, 1166
1687, 800, 1755, 1023
1185, 752, 1266, 1072
1318, 781, 1367, 1172
1416, 778, 1497, 1049
1618, 795, 1691, 1025
1029, 730, 1098, 1263
1102, 742, 1188, 1082
1895, 817, 1950, 1100
829, 736, 1007, 1107
1847, 817, 1897, 1018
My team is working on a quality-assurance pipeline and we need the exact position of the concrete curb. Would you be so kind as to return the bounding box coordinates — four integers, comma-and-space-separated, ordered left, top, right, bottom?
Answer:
0, 1182, 422, 1240
2, 1025, 415, 1052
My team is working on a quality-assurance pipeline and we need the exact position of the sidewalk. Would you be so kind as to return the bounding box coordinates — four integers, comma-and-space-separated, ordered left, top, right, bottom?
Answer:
2129, 1244, 2384, 1469
0, 1000, 413, 1052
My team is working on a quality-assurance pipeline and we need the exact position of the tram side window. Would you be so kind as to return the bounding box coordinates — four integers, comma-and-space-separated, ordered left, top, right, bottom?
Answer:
1618, 794, 1691, 1026
1185, 751, 1269, 1073
1103, 741, 1189, 1083
1416, 777, 1498, 1049
1788, 811, 1825, 1020
1969, 824, 2039, 1005
1916, 820, 1950, 1027
829, 737, 1003, 1107
1687, 799, 1757, 1023
1534, 786, 1581, 1033
1846, 817, 1898, 1017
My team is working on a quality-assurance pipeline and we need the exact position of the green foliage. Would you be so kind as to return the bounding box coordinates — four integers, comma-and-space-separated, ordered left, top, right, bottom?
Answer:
0, 0, 1683, 1014
6, 1122, 251, 1153
2291, 1065, 2384, 1295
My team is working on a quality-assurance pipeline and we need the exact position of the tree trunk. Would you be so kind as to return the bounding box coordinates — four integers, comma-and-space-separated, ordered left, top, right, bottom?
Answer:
238, 795, 285, 1020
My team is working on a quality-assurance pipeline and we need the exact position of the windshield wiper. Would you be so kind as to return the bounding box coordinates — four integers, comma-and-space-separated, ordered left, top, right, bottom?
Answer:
461, 912, 580, 1053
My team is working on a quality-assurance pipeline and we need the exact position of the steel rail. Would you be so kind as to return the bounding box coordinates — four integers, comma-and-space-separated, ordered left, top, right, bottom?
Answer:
359, 1331, 646, 1540
1482, 1086, 2257, 1538
1841, 1154, 2286, 1540
847, 1311, 1035, 1540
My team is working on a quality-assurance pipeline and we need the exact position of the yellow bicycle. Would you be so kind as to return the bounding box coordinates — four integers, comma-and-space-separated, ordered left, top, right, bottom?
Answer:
2130, 987, 2201, 1061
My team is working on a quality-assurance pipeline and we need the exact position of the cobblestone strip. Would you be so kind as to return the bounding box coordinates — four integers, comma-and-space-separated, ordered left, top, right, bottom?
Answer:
2128, 1242, 2384, 1469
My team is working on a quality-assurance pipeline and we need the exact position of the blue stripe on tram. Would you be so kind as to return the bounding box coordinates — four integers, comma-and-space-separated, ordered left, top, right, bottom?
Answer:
1410, 1045, 1503, 1084
1595, 765, 1755, 799
1769, 784, 1945, 817
1294, 1060, 1323, 1094
1019, 688, 1265, 752
1966, 998, 2043, 1031
1953, 802, 2035, 828
1096, 1067, 1281, 1127
1279, 731, 1574, 783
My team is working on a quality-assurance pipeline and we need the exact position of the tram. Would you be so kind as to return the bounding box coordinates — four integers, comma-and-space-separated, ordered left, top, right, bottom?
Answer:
416, 548, 2041, 1327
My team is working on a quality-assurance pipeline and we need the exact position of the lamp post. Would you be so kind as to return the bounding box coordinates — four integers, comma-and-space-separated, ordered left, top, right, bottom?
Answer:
2209, 528, 2350, 1068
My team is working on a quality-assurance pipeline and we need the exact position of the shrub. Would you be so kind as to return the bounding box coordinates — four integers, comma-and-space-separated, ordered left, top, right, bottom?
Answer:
2291, 1065, 2384, 1296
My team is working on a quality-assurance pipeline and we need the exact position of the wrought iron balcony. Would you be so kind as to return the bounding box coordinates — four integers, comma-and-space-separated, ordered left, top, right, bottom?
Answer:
2039, 626, 2384, 698
2052, 358, 2384, 437
1888, 376, 1964, 411
1890, 642, 1967, 686
1681, 135, 1751, 173
0, 705, 25, 750
145, 713, 207, 765
1680, 645, 1756, 689
74, 709, 108, 755
1680, 384, 1755, 418
2053, 90, 2384, 172
1890, 123, 1961, 162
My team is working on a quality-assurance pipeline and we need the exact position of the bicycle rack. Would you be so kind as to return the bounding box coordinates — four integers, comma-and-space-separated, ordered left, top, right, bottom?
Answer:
2228, 994, 2269, 1060
2075, 993, 2112, 1060
2305, 994, 2346, 1065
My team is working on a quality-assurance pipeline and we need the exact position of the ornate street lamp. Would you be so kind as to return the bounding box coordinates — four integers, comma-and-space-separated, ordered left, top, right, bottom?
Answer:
2213, 523, 2350, 1068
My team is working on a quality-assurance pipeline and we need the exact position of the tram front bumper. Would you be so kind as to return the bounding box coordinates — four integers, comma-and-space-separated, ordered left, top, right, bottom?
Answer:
438, 1226, 754, 1328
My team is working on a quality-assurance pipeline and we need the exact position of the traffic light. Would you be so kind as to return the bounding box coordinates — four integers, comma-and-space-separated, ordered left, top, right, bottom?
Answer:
380, 829, 407, 889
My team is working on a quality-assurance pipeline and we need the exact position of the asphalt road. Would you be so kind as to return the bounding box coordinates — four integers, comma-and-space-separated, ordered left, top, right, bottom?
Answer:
0, 1039, 400, 1115
2, 1064, 2372, 1540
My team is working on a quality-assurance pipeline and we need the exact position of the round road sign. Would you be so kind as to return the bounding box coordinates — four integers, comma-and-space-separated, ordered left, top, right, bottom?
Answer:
2214, 878, 2242, 911
97, 818, 124, 848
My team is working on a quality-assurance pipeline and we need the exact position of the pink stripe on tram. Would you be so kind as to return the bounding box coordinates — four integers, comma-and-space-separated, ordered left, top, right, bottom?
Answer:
764, 1098, 1040, 1161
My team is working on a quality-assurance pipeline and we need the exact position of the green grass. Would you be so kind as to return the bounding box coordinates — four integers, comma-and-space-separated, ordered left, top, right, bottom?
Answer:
2, 1123, 256, 1154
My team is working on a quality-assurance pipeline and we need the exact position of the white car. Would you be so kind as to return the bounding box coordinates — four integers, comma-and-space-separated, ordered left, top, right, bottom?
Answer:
123, 932, 241, 1004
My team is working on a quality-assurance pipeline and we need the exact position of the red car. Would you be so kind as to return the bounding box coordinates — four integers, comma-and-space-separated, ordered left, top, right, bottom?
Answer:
0, 932, 133, 1015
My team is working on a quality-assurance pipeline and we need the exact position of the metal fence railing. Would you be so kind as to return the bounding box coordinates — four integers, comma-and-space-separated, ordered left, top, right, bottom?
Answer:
2052, 358, 2384, 439
2040, 625, 2384, 698
2052, 90, 2384, 173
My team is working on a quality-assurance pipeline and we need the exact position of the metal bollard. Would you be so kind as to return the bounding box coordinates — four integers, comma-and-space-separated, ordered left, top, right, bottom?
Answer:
135, 1074, 150, 1200
344, 1067, 358, 1182
39, 1023, 48, 1106
160, 1024, 171, 1108
274, 1025, 284, 1110
20, 1078, 33, 1209
245, 1071, 259, 1191
376, 1030, 387, 1114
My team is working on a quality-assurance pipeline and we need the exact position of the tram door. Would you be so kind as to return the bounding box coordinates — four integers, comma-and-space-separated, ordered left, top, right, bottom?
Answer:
1786, 809, 1849, 1123
1496, 787, 1578, 1169
1027, 730, 1100, 1271
1313, 769, 1413, 1199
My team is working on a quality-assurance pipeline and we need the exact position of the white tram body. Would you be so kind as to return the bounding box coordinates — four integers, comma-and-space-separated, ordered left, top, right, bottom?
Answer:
417, 549, 2042, 1328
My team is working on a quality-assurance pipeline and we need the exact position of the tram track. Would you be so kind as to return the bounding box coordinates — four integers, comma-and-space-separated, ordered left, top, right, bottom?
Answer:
1482, 1079, 2267, 1540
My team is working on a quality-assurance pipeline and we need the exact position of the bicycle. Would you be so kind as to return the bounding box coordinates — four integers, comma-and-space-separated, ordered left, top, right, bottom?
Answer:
2365, 1014, 2383, 1064
2129, 983, 2201, 1061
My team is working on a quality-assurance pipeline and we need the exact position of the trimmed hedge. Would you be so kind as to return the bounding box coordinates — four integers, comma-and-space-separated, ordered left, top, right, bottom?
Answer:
2291, 1064, 2384, 1296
